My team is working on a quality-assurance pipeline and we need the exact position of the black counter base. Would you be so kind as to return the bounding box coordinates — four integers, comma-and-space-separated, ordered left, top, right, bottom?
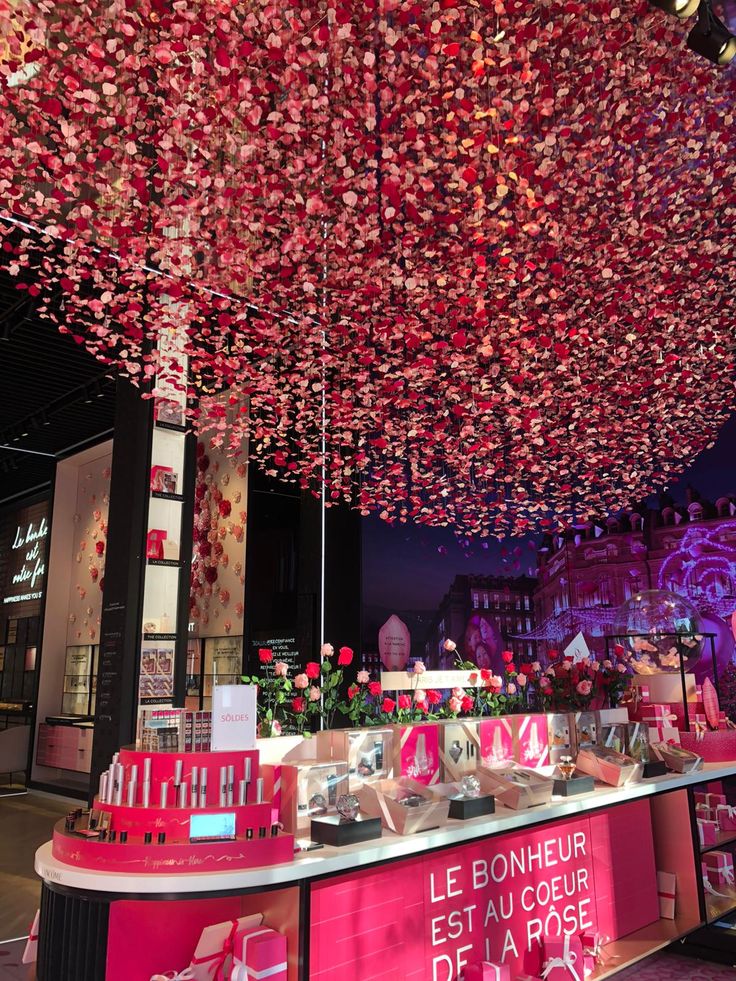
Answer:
642, 760, 668, 778
310, 815, 382, 846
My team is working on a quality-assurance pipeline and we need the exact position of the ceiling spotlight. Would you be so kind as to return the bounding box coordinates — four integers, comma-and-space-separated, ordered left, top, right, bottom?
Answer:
650, 0, 700, 17
687, 1, 736, 64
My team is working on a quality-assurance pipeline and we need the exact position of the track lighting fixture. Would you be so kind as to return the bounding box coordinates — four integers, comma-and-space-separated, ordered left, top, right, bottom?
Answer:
687, 0, 736, 64
649, 0, 699, 18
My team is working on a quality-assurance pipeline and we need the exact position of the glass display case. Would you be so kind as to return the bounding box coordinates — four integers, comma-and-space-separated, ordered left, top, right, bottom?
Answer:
184, 636, 243, 710
61, 645, 98, 717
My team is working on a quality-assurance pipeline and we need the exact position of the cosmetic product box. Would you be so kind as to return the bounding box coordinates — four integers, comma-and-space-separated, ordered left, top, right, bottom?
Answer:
572, 711, 599, 751
438, 719, 481, 781
512, 714, 549, 768
263, 760, 349, 835
651, 742, 703, 774
575, 746, 642, 787
475, 764, 555, 810
478, 717, 515, 768
392, 723, 440, 786
358, 778, 450, 835
546, 713, 576, 765
324, 727, 394, 790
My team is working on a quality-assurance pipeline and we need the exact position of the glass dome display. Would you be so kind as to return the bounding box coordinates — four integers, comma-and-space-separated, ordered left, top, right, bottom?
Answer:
612, 589, 704, 674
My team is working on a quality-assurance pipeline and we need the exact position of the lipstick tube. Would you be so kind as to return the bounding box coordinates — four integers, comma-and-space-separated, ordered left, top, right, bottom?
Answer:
126, 780, 137, 807
244, 757, 252, 783
199, 768, 208, 808
219, 766, 227, 807
178, 781, 188, 808
143, 757, 152, 784
238, 780, 246, 806
227, 765, 235, 806
159, 781, 168, 809
174, 759, 183, 786
99, 771, 109, 804
190, 767, 199, 808
256, 777, 264, 804
113, 765, 124, 806
142, 781, 151, 808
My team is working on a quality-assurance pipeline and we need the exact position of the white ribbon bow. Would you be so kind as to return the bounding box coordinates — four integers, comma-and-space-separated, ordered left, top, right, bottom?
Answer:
702, 874, 731, 899
542, 935, 582, 981
149, 971, 196, 981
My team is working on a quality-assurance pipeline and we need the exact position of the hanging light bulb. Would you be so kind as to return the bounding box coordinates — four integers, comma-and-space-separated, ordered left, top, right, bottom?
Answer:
687, 0, 736, 64
649, 0, 700, 18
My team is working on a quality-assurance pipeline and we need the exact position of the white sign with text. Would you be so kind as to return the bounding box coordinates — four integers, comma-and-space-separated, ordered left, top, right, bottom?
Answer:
211, 685, 257, 751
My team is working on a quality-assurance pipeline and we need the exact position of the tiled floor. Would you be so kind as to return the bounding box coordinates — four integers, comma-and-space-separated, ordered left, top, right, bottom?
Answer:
0, 792, 68, 942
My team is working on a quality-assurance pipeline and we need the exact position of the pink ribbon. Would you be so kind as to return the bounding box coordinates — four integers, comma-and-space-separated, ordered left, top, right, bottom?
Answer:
190, 920, 239, 981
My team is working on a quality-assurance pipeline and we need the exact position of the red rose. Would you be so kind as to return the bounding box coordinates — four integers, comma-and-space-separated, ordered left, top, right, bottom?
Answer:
397, 694, 411, 710
502, 650, 514, 664
218, 499, 232, 518
520, 663, 534, 676
468, 672, 478, 685
305, 661, 320, 679
555, 665, 567, 679
291, 696, 305, 714
480, 668, 492, 681
381, 697, 396, 714
461, 695, 474, 712
258, 648, 273, 664
347, 684, 359, 701
548, 649, 559, 659
427, 689, 442, 705
204, 567, 218, 584
338, 646, 353, 666
95, 541, 105, 556
368, 681, 382, 697
505, 663, 515, 674
416, 700, 429, 713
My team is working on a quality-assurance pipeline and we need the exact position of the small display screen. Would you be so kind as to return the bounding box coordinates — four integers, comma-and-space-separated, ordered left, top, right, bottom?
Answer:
189, 812, 236, 842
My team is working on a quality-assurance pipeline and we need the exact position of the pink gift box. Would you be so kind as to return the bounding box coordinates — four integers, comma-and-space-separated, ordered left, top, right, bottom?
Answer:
641, 704, 673, 721
707, 793, 727, 808
696, 803, 716, 821
716, 804, 736, 832
189, 916, 262, 981
21, 909, 39, 965
704, 850, 734, 887
513, 714, 549, 769
647, 725, 680, 745
697, 818, 718, 847
231, 927, 287, 981
479, 717, 514, 768
542, 935, 585, 981
694, 791, 708, 805
463, 961, 510, 981
656, 870, 676, 919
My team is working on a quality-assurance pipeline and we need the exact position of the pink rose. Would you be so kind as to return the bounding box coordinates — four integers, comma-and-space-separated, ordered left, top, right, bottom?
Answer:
506, 683, 517, 695
590, 661, 600, 672
602, 660, 613, 669
320, 643, 335, 658
294, 673, 309, 690
357, 670, 369, 684
561, 661, 572, 672
617, 664, 628, 673
443, 639, 457, 652
274, 661, 289, 677
576, 680, 593, 696
309, 686, 321, 702
414, 688, 427, 703
449, 696, 462, 714
516, 673, 528, 687
451, 686, 464, 699
413, 661, 426, 674
540, 676, 552, 689
546, 666, 556, 677
532, 662, 542, 673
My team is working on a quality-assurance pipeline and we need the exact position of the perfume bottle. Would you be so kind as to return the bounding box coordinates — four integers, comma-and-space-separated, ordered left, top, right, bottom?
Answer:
414, 734, 431, 777
449, 740, 463, 764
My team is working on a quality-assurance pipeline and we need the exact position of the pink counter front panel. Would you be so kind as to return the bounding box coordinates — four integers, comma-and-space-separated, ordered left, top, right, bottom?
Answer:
309, 799, 659, 980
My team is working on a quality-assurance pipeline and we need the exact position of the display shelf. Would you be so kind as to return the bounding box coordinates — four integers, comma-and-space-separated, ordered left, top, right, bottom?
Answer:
702, 829, 736, 853
590, 915, 704, 980
706, 893, 736, 923
93, 799, 273, 838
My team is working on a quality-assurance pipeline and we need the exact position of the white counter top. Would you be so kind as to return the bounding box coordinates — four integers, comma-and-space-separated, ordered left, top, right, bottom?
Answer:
35, 761, 735, 895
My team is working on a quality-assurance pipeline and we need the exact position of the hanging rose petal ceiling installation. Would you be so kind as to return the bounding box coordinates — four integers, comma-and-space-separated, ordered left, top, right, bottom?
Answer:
0, 0, 734, 536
